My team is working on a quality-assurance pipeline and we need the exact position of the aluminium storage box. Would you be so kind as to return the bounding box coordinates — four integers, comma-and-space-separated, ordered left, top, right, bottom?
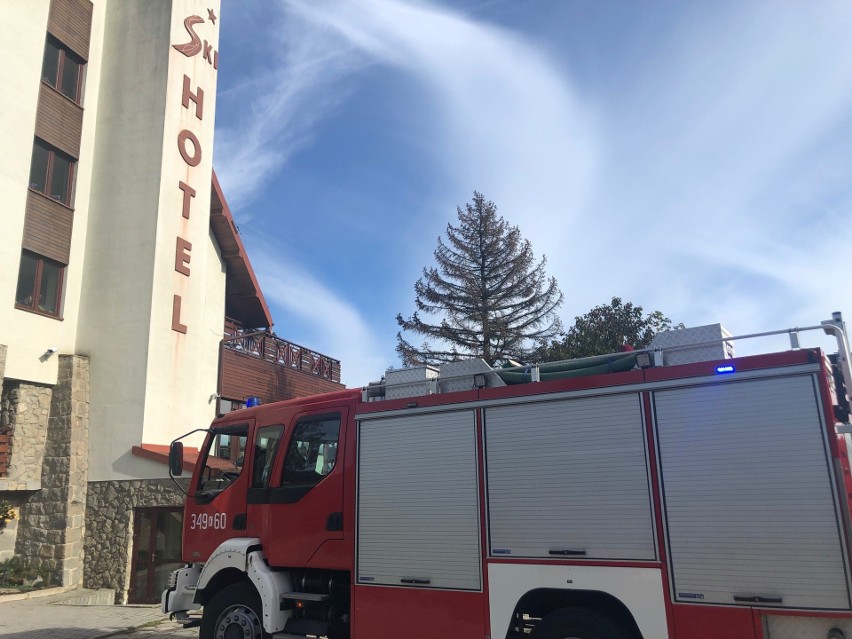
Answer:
649, 323, 734, 366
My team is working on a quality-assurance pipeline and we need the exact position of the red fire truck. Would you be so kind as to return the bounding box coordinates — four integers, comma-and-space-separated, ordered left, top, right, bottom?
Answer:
163, 314, 852, 639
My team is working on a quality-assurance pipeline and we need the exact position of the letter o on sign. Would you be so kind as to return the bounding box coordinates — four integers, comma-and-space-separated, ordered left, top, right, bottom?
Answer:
177, 129, 202, 167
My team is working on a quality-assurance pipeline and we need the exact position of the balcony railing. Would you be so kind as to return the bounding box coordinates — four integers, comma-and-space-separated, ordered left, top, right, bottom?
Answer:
223, 324, 341, 383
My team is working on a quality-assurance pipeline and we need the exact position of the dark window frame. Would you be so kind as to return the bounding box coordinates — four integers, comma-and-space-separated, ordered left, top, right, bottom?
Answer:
15, 251, 64, 319
41, 35, 85, 104
29, 139, 76, 207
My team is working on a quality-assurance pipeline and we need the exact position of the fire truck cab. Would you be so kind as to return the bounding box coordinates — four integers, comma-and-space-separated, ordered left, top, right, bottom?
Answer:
163, 313, 852, 639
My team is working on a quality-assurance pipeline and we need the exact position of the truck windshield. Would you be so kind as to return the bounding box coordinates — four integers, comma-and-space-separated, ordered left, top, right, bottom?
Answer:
198, 426, 248, 493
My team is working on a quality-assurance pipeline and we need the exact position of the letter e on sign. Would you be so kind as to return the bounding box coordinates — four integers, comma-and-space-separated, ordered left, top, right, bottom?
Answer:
175, 237, 192, 276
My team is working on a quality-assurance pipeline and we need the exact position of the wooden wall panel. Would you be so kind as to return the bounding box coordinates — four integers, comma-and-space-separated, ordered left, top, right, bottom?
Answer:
23, 191, 73, 264
48, 0, 93, 60
35, 85, 83, 158
221, 349, 344, 404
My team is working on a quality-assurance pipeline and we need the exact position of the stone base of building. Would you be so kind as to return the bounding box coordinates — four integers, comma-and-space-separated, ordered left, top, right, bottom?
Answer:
84, 478, 187, 604
0, 346, 191, 604
0, 354, 89, 589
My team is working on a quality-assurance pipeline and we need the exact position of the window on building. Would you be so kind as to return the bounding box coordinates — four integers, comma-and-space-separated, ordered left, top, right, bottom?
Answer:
15, 251, 64, 318
29, 140, 75, 205
41, 37, 84, 103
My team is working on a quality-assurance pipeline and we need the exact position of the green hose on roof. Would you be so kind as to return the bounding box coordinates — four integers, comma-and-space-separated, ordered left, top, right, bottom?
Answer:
496, 353, 638, 384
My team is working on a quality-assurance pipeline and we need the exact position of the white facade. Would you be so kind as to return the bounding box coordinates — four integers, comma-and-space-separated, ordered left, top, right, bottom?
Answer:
0, 0, 224, 482
75, 0, 224, 480
0, 0, 73, 385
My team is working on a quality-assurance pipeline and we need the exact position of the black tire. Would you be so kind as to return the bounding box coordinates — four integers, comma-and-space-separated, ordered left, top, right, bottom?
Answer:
199, 582, 269, 639
531, 607, 631, 639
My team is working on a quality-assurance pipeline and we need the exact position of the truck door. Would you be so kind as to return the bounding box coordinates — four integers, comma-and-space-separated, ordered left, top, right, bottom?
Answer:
251, 406, 349, 568
183, 421, 252, 561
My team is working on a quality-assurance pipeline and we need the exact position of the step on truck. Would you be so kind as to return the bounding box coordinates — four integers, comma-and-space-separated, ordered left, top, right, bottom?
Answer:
162, 313, 852, 639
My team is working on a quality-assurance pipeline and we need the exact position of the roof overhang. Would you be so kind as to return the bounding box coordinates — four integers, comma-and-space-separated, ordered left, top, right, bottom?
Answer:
210, 170, 273, 329
132, 443, 236, 473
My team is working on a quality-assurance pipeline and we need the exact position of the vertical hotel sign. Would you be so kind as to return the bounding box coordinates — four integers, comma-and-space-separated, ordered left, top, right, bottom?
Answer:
170, 7, 218, 333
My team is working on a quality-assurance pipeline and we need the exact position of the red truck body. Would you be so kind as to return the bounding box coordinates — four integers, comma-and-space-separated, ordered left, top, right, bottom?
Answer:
164, 319, 852, 639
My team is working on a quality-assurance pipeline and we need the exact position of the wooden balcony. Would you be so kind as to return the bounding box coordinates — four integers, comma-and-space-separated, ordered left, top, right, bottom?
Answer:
220, 323, 343, 404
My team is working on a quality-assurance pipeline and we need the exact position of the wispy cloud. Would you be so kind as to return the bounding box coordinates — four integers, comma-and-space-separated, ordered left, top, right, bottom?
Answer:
216, 0, 852, 380
282, 0, 600, 258
552, 1, 852, 331
216, 0, 599, 376
214, 4, 370, 212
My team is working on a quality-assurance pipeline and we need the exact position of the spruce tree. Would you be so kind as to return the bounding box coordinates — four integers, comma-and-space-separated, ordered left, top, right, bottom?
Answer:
396, 192, 563, 366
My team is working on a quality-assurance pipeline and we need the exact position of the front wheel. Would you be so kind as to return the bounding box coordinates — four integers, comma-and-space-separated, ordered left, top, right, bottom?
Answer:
200, 582, 269, 639
531, 607, 631, 639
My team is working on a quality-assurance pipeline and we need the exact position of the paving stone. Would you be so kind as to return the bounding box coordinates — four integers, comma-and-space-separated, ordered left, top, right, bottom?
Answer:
0, 589, 190, 639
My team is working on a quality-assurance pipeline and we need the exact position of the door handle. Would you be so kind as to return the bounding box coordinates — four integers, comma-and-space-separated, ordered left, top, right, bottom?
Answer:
548, 549, 587, 556
733, 595, 783, 604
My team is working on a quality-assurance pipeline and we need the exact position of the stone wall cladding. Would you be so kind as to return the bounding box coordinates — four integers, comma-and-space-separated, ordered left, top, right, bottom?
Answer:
0, 382, 51, 488
85, 478, 187, 604
14, 355, 89, 587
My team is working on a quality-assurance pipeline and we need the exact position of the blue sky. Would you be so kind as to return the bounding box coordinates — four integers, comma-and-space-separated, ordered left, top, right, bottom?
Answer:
213, 0, 852, 386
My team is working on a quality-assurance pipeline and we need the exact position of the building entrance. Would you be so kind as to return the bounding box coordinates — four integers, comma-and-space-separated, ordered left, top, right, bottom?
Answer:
129, 507, 183, 604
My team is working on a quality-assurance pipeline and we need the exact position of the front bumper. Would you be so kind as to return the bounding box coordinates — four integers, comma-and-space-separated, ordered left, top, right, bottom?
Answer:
161, 563, 203, 616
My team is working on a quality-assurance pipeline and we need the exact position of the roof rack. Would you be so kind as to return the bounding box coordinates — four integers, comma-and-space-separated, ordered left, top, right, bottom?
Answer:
362, 314, 852, 409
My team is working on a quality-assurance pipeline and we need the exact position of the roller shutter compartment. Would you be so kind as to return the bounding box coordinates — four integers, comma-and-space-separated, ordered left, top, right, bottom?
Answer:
655, 375, 851, 610
485, 393, 656, 560
357, 410, 481, 591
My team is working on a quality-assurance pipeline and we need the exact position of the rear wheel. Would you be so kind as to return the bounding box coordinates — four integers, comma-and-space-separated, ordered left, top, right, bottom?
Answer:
200, 582, 269, 639
531, 607, 631, 639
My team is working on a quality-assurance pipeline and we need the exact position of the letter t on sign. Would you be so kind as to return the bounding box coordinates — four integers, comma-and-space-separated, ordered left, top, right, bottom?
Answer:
179, 181, 196, 219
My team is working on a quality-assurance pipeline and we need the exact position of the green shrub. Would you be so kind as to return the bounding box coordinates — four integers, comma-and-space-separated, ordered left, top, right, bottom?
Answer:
0, 556, 52, 589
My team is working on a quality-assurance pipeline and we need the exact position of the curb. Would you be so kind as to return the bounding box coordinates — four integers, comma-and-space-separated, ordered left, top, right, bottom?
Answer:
0, 584, 75, 603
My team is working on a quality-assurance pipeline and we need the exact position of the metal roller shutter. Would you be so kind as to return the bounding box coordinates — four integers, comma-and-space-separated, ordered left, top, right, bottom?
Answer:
485, 393, 656, 560
356, 410, 481, 591
655, 375, 851, 610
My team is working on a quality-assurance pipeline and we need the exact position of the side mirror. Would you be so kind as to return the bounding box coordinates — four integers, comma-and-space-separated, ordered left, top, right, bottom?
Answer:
169, 441, 184, 477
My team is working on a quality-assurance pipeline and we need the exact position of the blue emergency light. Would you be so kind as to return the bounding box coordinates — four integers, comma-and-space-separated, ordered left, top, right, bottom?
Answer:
715, 365, 735, 374
246, 396, 261, 407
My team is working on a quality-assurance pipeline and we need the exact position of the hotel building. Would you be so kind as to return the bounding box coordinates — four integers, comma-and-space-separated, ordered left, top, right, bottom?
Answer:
0, 0, 342, 603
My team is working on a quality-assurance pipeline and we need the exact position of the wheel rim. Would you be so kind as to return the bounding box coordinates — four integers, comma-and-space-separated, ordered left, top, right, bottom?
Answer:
214, 603, 263, 639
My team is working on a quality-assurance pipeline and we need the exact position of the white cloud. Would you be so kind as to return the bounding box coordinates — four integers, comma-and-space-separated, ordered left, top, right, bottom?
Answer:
558, 1, 852, 329
284, 0, 600, 266
216, 0, 852, 380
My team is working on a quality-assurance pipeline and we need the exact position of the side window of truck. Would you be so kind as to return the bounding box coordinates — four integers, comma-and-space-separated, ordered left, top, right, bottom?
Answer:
251, 425, 285, 489
281, 415, 341, 488
198, 426, 248, 492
